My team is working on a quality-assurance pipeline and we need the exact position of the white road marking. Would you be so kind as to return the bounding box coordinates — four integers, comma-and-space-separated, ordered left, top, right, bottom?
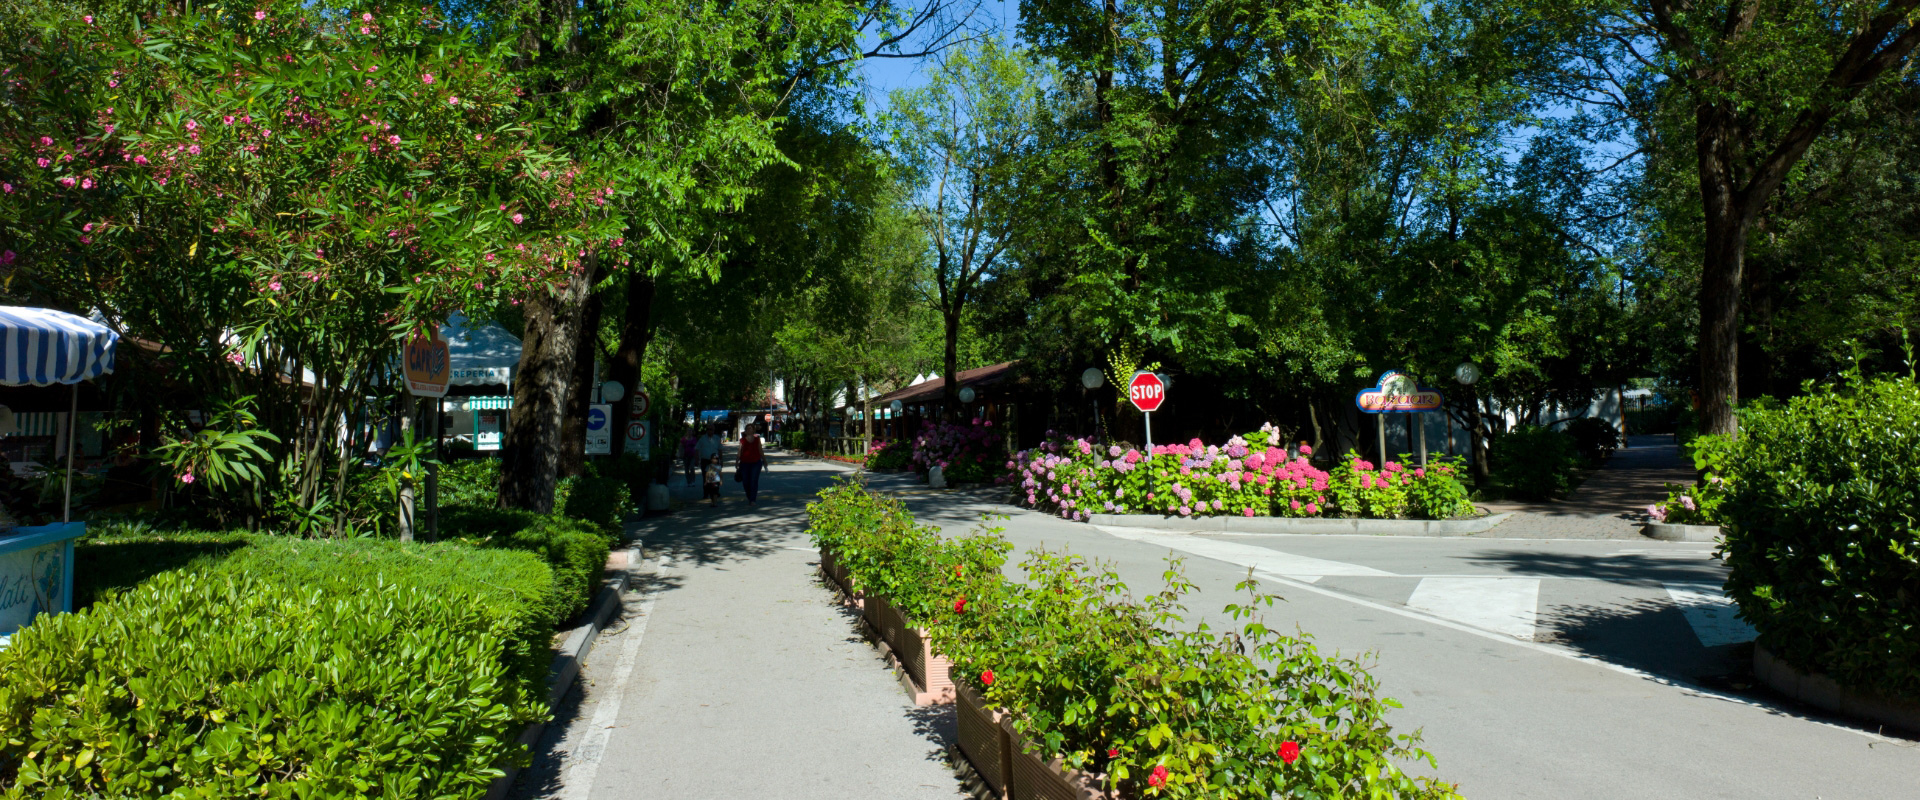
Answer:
1663, 583, 1758, 647
1249, 571, 1898, 744
1406, 577, 1542, 640
1094, 526, 1394, 577
560, 560, 666, 800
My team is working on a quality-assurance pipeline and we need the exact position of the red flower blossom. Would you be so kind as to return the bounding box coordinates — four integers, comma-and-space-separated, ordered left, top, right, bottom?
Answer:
1107, 748, 1119, 759
1278, 741, 1300, 764
980, 669, 995, 686
954, 597, 967, 613
1147, 765, 1169, 787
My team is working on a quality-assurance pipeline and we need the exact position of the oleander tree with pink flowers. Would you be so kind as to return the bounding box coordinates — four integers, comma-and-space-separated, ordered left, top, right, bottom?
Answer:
1004, 423, 1475, 522
0, 2, 617, 522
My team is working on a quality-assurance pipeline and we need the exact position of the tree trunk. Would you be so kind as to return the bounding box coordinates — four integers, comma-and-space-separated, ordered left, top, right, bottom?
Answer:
608, 272, 656, 458
558, 287, 604, 479
1696, 139, 1750, 438
500, 262, 598, 512
942, 311, 961, 421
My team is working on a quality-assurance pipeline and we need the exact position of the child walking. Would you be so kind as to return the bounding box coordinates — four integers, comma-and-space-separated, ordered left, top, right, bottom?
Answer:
703, 458, 723, 506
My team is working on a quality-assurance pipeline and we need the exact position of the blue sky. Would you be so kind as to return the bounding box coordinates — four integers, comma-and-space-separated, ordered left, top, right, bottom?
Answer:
854, 0, 1019, 109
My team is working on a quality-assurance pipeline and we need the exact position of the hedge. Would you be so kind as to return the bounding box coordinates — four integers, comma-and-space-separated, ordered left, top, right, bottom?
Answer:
0, 538, 554, 799
1720, 374, 1920, 699
443, 505, 611, 623
807, 482, 1456, 799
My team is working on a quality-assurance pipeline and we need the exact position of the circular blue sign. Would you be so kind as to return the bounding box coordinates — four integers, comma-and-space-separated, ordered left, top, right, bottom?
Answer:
587, 408, 608, 431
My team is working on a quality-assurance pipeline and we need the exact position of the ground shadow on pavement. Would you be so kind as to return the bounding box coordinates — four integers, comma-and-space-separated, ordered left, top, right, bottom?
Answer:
1463, 550, 1725, 584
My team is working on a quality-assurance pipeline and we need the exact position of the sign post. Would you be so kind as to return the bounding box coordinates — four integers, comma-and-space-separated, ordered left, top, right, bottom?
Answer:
402, 331, 452, 542
585, 404, 612, 455
1355, 371, 1445, 466
1127, 372, 1167, 450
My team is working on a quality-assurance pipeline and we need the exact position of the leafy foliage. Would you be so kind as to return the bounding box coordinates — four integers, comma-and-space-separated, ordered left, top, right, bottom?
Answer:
1719, 375, 1920, 698
0, 538, 555, 798
1487, 426, 1583, 501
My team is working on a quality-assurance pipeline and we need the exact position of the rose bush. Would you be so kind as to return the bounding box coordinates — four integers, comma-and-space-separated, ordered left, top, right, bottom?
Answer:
808, 484, 1458, 799
1003, 425, 1474, 521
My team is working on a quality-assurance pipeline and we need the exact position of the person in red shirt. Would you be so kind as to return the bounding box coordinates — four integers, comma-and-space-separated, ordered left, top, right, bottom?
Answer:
737, 423, 766, 506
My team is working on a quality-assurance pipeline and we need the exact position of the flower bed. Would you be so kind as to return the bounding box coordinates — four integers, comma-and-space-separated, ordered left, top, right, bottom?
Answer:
1004, 424, 1473, 522
808, 483, 1458, 799
910, 419, 1005, 483
867, 438, 913, 470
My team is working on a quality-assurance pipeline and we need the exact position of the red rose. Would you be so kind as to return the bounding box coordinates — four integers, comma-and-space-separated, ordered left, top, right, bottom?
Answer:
1147, 765, 1169, 787
981, 669, 995, 686
954, 597, 967, 613
1278, 741, 1300, 764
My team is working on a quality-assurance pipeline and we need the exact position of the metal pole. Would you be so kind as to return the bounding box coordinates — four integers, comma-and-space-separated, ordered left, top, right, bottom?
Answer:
1418, 412, 1428, 466
1144, 410, 1153, 452
428, 397, 441, 542
63, 383, 77, 523
1376, 414, 1386, 465
398, 394, 415, 542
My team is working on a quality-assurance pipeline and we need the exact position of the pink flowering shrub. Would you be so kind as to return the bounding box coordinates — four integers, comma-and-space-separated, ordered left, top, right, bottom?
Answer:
866, 437, 913, 471
909, 419, 1004, 483
1007, 425, 1474, 521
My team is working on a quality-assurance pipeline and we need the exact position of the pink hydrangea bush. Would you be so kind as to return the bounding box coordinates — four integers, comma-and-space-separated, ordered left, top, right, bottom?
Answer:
909, 419, 1004, 483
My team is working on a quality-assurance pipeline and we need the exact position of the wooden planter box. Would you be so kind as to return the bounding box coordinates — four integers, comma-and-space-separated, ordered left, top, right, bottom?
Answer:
1005, 719, 1118, 800
818, 546, 862, 610
863, 594, 955, 705
957, 682, 1011, 798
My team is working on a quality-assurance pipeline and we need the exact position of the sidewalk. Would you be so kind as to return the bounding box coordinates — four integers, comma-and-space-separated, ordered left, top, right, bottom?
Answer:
1478, 434, 1697, 540
511, 451, 965, 800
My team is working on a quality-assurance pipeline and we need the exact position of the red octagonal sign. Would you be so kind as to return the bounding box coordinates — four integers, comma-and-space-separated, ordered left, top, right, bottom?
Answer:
1128, 372, 1166, 413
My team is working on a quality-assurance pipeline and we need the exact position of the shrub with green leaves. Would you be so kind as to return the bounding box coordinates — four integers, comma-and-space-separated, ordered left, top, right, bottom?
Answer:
808, 484, 1454, 798
1720, 375, 1920, 698
1560, 417, 1621, 465
1488, 426, 1583, 501
443, 505, 610, 623
437, 458, 503, 507
556, 474, 631, 543
74, 528, 253, 608
0, 538, 554, 798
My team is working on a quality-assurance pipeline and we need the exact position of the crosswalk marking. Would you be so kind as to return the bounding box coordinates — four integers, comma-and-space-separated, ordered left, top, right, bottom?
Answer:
1663, 583, 1758, 647
1406, 578, 1542, 640
1094, 526, 1395, 577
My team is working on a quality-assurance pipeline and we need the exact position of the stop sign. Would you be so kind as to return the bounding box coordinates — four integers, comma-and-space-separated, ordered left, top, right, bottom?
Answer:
1128, 372, 1166, 412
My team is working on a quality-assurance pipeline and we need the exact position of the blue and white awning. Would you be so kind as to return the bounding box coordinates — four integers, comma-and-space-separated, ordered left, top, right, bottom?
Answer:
0, 307, 118, 387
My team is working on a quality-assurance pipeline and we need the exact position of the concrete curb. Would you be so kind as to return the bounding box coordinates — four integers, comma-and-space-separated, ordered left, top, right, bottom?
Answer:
1085, 512, 1512, 537
485, 545, 642, 800
1754, 644, 1920, 735
1643, 522, 1721, 542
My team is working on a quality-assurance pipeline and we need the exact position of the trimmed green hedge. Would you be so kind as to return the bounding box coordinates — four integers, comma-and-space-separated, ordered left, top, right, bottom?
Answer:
75, 528, 252, 608
0, 538, 553, 798
556, 474, 629, 543
1488, 426, 1583, 500
1721, 375, 1920, 699
443, 505, 611, 623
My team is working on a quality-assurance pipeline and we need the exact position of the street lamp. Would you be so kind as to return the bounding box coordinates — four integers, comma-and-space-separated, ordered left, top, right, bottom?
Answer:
1080, 367, 1104, 439
1453, 362, 1481, 386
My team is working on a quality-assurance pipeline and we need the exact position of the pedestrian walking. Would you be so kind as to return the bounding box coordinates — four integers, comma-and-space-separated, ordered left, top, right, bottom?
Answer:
738, 423, 766, 506
702, 458, 722, 506
679, 429, 699, 485
697, 424, 722, 492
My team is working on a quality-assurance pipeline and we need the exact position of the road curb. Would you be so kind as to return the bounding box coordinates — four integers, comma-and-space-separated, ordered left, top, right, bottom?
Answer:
1086, 512, 1512, 536
485, 545, 642, 800
1643, 521, 1720, 542
1754, 644, 1920, 735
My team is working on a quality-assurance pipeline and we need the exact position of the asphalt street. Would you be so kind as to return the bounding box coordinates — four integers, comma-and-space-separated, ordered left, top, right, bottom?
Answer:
521, 451, 1920, 800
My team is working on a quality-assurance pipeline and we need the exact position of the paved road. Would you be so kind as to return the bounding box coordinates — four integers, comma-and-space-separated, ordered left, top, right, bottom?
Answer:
523, 450, 1920, 799
1476, 434, 1697, 540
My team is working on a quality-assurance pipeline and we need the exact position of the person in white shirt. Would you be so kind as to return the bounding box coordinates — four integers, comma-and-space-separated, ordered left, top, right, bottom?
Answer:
696, 424, 723, 471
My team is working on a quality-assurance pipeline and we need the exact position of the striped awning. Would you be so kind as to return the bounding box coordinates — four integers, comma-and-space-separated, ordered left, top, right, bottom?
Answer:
468, 396, 513, 410
0, 307, 118, 386
11, 412, 62, 437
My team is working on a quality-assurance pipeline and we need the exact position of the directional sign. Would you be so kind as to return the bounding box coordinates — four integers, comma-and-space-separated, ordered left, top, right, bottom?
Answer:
1128, 372, 1167, 413
585, 404, 612, 454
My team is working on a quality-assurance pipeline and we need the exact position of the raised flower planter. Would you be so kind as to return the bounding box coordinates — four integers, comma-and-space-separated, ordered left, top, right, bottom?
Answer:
1005, 717, 1118, 800
863, 594, 955, 705
1642, 521, 1720, 542
818, 546, 862, 610
956, 682, 1012, 798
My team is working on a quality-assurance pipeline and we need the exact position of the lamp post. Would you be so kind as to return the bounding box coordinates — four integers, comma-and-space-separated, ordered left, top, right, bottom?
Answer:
1454, 362, 1482, 481
1080, 367, 1103, 439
